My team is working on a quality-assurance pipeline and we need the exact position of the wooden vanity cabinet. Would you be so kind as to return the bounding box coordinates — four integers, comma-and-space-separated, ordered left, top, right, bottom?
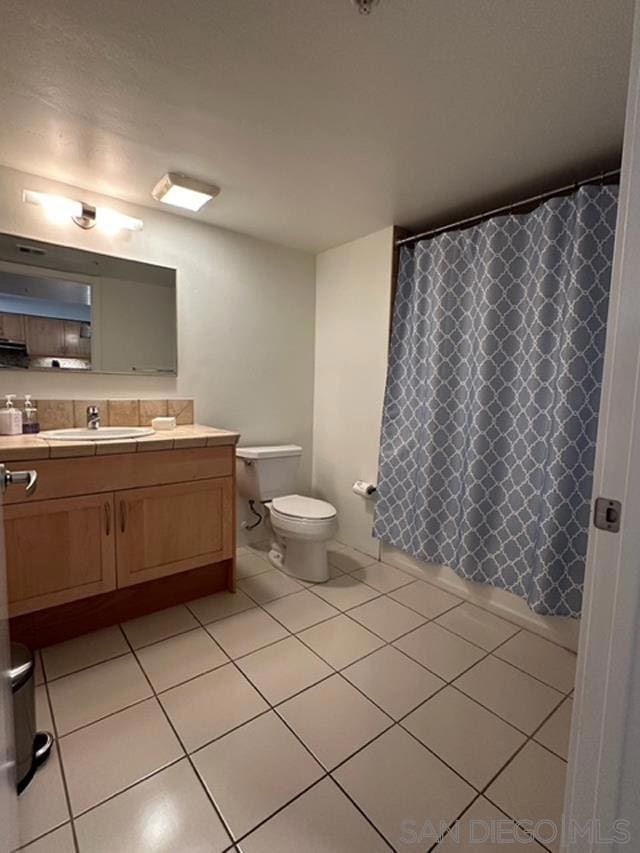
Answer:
5, 494, 116, 617
5, 446, 236, 627
116, 477, 233, 587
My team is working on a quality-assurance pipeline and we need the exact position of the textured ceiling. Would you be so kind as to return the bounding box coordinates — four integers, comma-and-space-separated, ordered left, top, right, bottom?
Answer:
0, 0, 634, 252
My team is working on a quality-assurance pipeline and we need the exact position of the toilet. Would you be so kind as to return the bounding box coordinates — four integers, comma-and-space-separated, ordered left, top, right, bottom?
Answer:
236, 445, 338, 583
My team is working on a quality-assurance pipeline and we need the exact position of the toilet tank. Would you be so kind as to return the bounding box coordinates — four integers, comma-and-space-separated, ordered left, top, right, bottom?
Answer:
236, 445, 302, 501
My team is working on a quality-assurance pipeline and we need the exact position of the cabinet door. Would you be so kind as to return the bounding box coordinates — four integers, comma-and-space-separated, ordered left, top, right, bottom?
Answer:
116, 477, 233, 587
6, 494, 116, 617
25, 316, 65, 356
0, 312, 26, 342
63, 321, 91, 358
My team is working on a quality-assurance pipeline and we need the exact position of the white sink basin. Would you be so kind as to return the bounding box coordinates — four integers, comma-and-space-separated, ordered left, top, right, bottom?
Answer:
44, 427, 155, 441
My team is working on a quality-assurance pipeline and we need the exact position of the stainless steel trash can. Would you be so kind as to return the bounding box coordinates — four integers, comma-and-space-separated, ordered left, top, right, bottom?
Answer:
10, 642, 53, 794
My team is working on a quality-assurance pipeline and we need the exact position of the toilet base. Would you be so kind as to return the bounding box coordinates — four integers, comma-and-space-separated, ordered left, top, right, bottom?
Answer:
269, 537, 330, 584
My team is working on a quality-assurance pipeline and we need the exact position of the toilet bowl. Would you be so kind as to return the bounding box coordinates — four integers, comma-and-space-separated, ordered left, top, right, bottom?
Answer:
268, 494, 338, 583
235, 445, 338, 583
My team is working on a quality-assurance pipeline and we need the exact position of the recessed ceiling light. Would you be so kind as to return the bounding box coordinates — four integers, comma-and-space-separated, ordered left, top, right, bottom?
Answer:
152, 173, 220, 212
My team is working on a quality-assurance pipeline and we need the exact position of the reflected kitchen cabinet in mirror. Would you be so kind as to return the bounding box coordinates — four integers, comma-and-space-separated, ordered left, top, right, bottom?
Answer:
0, 233, 177, 375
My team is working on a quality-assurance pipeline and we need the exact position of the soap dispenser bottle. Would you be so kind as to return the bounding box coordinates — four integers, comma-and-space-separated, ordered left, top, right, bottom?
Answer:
0, 395, 24, 435
22, 395, 40, 434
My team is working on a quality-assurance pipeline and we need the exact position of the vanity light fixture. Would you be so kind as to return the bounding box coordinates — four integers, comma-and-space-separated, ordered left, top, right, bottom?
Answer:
22, 190, 143, 233
151, 173, 220, 212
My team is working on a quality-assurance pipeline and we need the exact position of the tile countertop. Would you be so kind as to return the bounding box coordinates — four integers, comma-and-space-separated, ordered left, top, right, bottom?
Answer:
0, 425, 241, 461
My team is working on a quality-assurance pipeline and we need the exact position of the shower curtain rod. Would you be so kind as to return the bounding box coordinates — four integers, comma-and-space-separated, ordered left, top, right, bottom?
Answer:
396, 168, 621, 247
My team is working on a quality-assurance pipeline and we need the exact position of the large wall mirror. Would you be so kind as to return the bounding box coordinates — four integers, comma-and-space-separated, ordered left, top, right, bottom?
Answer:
0, 233, 177, 375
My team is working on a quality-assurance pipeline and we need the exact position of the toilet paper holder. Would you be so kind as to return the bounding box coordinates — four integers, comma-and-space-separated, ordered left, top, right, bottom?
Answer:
352, 480, 377, 498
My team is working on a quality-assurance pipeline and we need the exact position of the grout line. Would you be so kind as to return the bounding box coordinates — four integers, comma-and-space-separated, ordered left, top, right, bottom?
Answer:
426, 793, 485, 853
56, 694, 153, 740
69, 755, 186, 822
184, 586, 396, 850
425, 683, 569, 852
41, 650, 131, 685
30, 569, 574, 853
114, 624, 237, 851
40, 676, 81, 853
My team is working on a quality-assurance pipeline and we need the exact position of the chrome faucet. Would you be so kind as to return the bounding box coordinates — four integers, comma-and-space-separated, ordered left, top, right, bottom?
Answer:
86, 405, 100, 430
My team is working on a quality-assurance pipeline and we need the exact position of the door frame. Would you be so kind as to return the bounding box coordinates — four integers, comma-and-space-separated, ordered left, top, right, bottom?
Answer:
562, 2, 640, 848
0, 487, 17, 851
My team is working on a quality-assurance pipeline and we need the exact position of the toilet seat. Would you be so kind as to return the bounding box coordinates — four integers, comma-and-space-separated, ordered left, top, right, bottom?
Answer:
270, 494, 336, 521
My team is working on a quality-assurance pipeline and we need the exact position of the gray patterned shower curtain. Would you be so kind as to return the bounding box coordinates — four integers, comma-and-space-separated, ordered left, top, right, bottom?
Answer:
373, 185, 618, 617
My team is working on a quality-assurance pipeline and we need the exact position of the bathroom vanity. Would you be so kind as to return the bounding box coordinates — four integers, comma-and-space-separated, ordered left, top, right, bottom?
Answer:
2, 425, 239, 647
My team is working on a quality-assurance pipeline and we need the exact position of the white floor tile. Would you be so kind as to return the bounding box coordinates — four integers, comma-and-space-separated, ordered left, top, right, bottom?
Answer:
74, 759, 230, 853
121, 605, 199, 649
246, 542, 271, 561
42, 626, 129, 681
35, 685, 53, 732
237, 636, 332, 704
311, 575, 378, 611
187, 590, 255, 625
240, 778, 392, 852
207, 607, 288, 658
335, 726, 475, 852
486, 741, 567, 853
160, 663, 269, 752
136, 628, 227, 692
17, 746, 69, 847
238, 569, 303, 604
351, 562, 414, 593
298, 615, 384, 669
435, 797, 547, 851
494, 632, 577, 693
390, 581, 462, 619
18, 823, 75, 853
404, 687, 526, 789
534, 697, 573, 760
348, 596, 425, 642
328, 546, 378, 573
343, 646, 445, 720
263, 589, 339, 633
236, 551, 272, 579
279, 675, 391, 769
435, 603, 520, 651
394, 623, 484, 681
60, 698, 182, 815
48, 654, 151, 735
193, 711, 323, 839
455, 656, 563, 734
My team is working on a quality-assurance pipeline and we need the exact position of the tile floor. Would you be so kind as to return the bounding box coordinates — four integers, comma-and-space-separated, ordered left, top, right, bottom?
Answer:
17, 541, 576, 852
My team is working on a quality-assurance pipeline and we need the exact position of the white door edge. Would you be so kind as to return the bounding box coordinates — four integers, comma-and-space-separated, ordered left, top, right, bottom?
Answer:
563, 2, 640, 849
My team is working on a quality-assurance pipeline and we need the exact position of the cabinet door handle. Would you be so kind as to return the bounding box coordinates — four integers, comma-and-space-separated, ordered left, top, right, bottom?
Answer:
104, 502, 111, 536
120, 500, 127, 533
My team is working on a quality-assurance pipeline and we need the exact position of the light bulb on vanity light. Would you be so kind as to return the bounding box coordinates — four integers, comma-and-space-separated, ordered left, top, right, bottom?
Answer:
22, 190, 82, 225
152, 173, 220, 211
96, 207, 144, 234
22, 189, 143, 233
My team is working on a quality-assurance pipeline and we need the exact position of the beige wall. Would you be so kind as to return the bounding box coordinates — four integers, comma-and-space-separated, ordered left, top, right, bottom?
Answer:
312, 226, 395, 557
0, 166, 316, 493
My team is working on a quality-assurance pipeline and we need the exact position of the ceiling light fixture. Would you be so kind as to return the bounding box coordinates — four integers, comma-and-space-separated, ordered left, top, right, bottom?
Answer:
352, 0, 380, 15
151, 173, 220, 212
22, 190, 143, 232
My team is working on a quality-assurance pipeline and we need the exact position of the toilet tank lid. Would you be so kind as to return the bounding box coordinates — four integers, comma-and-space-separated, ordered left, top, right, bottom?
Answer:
236, 444, 302, 460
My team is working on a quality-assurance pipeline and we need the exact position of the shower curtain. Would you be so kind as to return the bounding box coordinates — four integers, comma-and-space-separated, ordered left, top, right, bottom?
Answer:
373, 185, 618, 617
